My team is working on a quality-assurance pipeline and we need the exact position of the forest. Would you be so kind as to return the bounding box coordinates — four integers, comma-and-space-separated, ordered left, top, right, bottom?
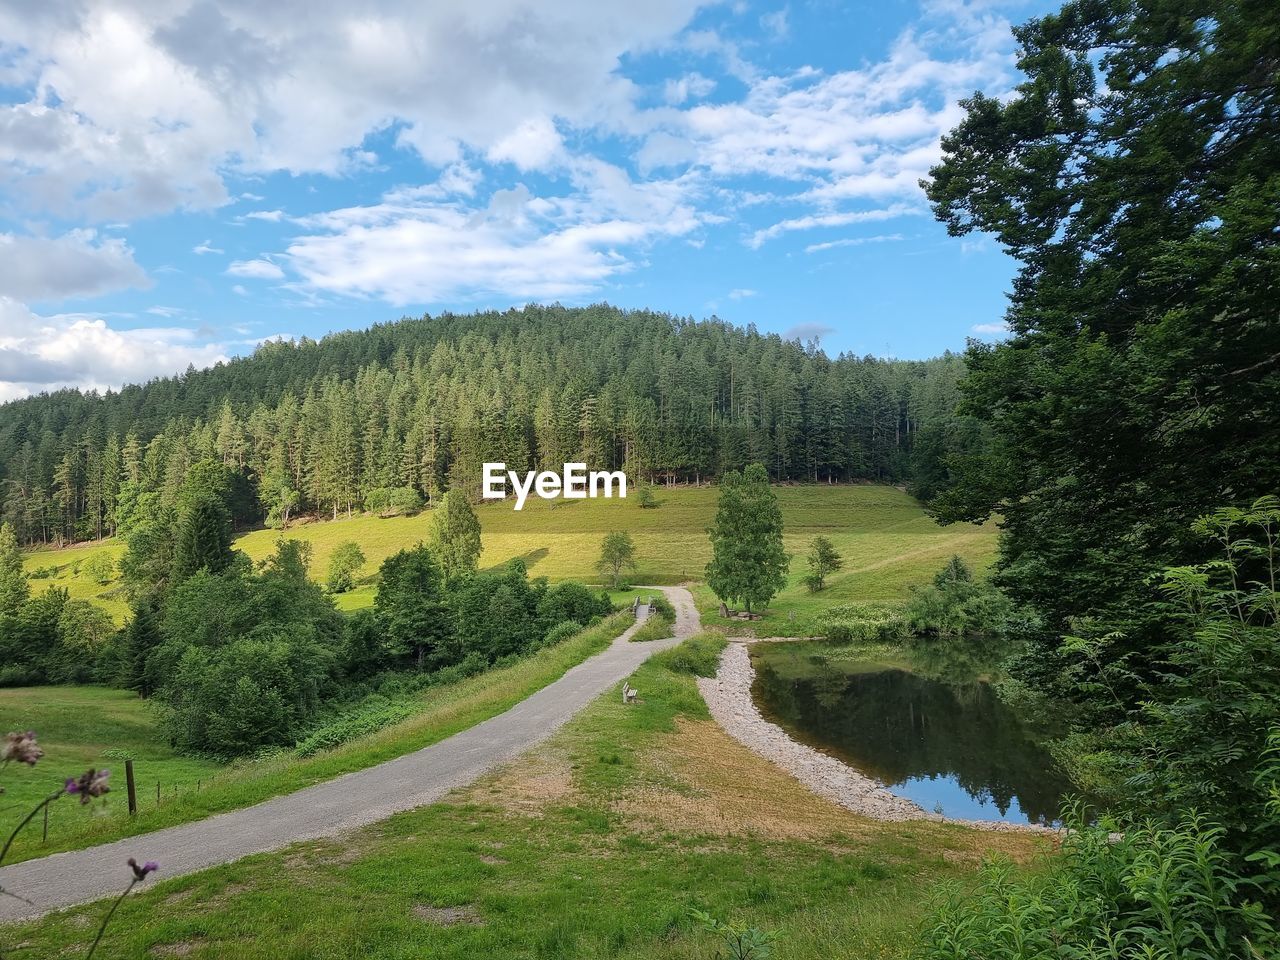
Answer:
0, 307, 975, 547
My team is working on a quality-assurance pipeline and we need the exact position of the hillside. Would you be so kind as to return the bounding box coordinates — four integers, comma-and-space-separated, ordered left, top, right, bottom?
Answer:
0, 305, 980, 549
23, 485, 997, 625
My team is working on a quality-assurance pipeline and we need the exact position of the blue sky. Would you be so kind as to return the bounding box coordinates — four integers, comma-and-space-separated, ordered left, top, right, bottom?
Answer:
0, 0, 1052, 401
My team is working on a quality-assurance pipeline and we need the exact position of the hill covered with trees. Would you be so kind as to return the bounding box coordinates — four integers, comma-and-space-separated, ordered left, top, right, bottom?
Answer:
0, 305, 976, 547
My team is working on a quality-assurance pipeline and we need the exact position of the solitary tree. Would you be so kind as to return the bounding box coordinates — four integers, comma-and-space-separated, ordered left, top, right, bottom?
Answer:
706, 464, 788, 615
374, 544, 451, 670
596, 531, 637, 589
430, 490, 482, 581
802, 536, 843, 593
84, 553, 116, 586
326, 541, 366, 593
0, 521, 28, 617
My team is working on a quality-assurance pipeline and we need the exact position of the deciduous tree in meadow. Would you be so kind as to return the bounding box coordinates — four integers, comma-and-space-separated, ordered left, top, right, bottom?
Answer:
706, 464, 788, 615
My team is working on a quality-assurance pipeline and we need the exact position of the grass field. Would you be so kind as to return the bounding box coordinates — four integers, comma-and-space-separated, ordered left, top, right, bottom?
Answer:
23, 485, 997, 626
5, 634, 1048, 959
0, 686, 221, 847
0, 614, 628, 864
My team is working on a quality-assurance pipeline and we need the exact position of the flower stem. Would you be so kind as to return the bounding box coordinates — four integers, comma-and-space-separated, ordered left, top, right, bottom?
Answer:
85, 879, 137, 960
0, 790, 63, 868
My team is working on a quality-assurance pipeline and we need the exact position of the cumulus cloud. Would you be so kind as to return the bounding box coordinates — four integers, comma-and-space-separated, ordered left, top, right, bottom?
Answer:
0, 230, 150, 301
0, 297, 228, 402
282, 161, 705, 304
226, 259, 285, 279
971, 321, 1010, 336
0, 1, 707, 222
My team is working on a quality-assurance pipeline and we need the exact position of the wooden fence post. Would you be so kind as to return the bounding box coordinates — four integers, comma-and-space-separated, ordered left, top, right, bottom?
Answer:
125, 759, 137, 816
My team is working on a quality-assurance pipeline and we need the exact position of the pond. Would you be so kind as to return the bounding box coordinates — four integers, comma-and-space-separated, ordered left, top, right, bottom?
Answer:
751, 645, 1081, 826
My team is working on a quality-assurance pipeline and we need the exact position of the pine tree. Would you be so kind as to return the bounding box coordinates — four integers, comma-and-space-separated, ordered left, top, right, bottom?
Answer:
0, 521, 28, 616
429, 490, 483, 582
171, 495, 235, 582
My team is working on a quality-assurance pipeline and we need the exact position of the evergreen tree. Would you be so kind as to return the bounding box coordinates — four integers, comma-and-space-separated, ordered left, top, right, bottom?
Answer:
429, 490, 482, 582
0, 521, 28, 616
120, 591, 164, 696
374, 545, 451, 670
706, 463, 788, 614
171, 495, 235, 583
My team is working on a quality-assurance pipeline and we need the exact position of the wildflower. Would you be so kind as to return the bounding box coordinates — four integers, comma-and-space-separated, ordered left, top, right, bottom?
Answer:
1, 731, 43, 766
65, 768, 111, 803
127, 858, 159, 881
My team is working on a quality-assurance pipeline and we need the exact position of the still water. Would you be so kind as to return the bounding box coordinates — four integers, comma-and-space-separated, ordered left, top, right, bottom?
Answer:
751, 647, 1080, 825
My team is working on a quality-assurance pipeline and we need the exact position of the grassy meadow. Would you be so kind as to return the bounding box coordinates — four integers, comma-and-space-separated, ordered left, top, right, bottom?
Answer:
5, 635, 1049, 959
22, 485, 998, 627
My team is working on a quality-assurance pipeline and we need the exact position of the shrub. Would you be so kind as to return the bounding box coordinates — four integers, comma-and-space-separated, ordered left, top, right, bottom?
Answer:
84, 553, 116, 586
917, 809, 1277, 960
901, 555, 1016, 640
364, 486, 423, 517
817, 604, 904, 644
294, 694, 415, 757
541, 620, 583, 648
651, 632, 726, 677
326, 541, 365, 593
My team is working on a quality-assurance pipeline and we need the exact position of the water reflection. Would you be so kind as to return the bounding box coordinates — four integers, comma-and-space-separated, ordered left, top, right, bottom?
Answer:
752, 651, 1079, 825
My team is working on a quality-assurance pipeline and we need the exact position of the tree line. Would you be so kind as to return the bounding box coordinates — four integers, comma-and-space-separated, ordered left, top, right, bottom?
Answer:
0, 305, 977, 547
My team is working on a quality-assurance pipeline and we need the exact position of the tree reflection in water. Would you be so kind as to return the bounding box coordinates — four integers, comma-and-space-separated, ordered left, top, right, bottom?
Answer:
751, 649, 1080, 825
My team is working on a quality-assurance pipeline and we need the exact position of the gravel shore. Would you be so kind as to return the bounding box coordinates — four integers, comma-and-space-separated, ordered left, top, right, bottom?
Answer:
697, 641, 1059, 834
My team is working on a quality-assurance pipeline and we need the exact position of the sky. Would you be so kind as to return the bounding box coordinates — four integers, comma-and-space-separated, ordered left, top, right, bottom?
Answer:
0, 0, 1052, 402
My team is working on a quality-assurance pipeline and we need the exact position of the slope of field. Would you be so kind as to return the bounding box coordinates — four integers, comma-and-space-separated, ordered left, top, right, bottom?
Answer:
23, 486, 997, 625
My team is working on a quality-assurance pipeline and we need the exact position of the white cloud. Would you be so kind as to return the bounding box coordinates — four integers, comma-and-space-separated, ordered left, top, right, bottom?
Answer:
243, 209, 284, 222
0, 1, 708, 222
282, 161, 704, 305
0, 297, 228, 401
728, 288, 757, 299
760, 8, 789, 40
971, 321, 1010, 335
226, 258, 284, 279
748, 204, 919, 249
804, 232, 904, 253
783, 321, 834, 342
192, 239, 224, 255
663, 72, 717, 105
0, 230, 150, 302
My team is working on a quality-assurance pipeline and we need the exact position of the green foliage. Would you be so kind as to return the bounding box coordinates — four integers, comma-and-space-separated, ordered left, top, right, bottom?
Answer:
0, 521, 28, 616
83, 552, 115, 586
918, 809, 1277, 960
650, 632, 726, 677
706, 464, 789, 613
536, 581, 611, 630
636, 484, 659, 509
817, 604, 904, 645
801, 536, 842, 593
171, 494, 236, 583
373, 545, 451, 670
293, 695, 416, 758
428, 490, 482, 581
690, 907, 778, 960
901, 556, 1018, 641
542, 620, 584, 648
596, 530, 637, 589
364, 486, 424, 517
630, 611, 675, 643
1055, 498, 1280, 877
325, 541, 366, 593
924, 0, 1280, 715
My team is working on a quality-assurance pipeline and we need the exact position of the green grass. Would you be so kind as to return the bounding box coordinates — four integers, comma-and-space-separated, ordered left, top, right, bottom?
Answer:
0, 686, 222, 846
22, 485, 997, 626
5, 633, 1047, 959
0, 613, 629, 864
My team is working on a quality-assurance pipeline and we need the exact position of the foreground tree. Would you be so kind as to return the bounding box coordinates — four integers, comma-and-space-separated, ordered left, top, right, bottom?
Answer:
925, 0, 1280, 705
706, 464, 788, 614
429, 490, 482, 581
0, 522, 27, 617
802, 536, 843, 593
596, 531, 637, 589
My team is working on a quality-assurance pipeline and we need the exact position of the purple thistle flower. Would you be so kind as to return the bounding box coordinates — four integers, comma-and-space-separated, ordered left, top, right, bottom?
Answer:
1, 731, 43, 766
66, 768, 111, 804
127, 857, 159, 881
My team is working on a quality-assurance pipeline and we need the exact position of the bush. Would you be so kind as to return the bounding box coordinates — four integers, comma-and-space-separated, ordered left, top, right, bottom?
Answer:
901, 556, 1016, 640
294, 694, 416, 757
918, 808, 1277, 960
651, 632, 726, 677
648, 593, 676, 620
541, 620, 583, 648
364, 486, 424, 517
817, 604, 904, 644
84, 553, 116, 585
326, 541, 366, 593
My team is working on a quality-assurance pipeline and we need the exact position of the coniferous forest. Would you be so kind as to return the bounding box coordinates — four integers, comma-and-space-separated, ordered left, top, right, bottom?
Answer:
0, 305, 975, 547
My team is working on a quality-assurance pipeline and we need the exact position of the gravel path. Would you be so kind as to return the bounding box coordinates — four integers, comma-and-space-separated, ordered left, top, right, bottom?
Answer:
0, 587, 699, 921
697, 641, 1059, 834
